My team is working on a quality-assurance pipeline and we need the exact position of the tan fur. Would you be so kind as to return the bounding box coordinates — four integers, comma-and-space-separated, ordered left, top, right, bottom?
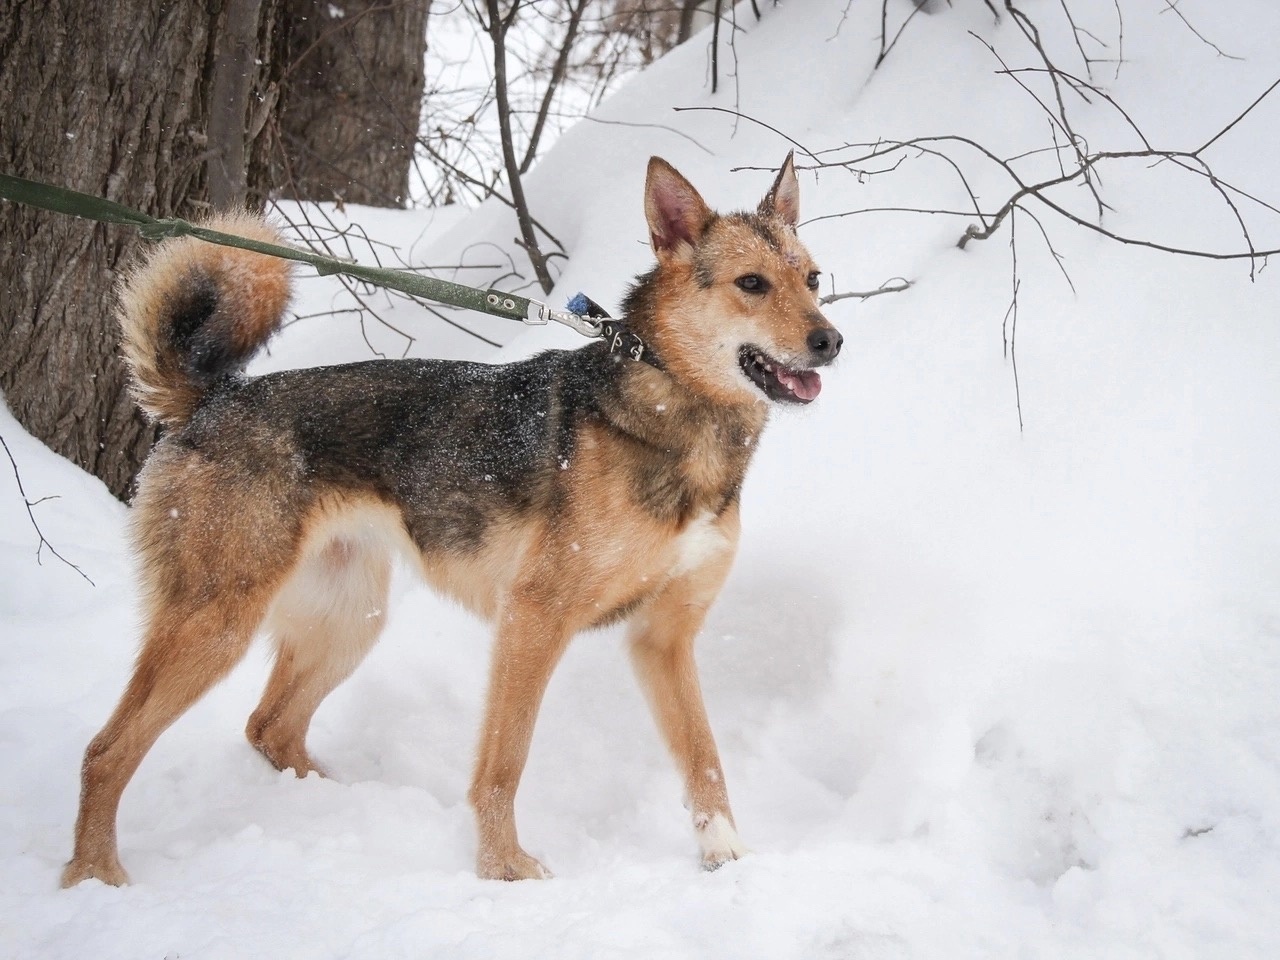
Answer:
119, 212, 291, 427
63, 155, 836, 887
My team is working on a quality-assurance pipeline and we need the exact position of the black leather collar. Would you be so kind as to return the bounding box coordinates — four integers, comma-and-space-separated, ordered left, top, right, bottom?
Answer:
572, 294, 663, 371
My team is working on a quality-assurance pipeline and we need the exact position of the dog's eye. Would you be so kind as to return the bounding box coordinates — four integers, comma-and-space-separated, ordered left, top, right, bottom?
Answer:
735, 274, 769, 294
806, 271, 821, 291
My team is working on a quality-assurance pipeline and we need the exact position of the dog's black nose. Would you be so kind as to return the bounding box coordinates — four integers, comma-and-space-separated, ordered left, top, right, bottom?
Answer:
807, 327, 843, 362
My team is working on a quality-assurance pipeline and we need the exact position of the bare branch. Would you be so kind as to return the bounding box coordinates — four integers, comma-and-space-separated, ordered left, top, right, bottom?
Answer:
1, 432, 94, 585
1003, 211, 1024, 431
819, 277, 912, 305
1157, 0, 1244, 61
710, 0, 723, 93
582, 115, 713, 154
772, 2, 1280, 429
875, 0, 928, 69
486, 0, 554, 293
268, 199, 507, 353
672, 106, 819, 161
519, 0, 589, 173
1194, 76, 1280, 156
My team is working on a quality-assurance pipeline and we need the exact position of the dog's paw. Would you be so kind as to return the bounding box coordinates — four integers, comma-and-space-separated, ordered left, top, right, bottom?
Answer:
246, 723, 328, 778
60, 856, 130, 889
694, 811, 747, 870
476, 847, 553, 881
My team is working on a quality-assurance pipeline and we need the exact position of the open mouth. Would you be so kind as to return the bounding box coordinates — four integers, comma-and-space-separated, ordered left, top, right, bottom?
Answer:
739, 346, 822, 404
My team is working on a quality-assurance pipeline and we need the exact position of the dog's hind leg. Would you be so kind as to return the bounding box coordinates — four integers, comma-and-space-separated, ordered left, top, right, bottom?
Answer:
627, 509, 745, 871
247, 537, 392, 777
61, 587, 275, 888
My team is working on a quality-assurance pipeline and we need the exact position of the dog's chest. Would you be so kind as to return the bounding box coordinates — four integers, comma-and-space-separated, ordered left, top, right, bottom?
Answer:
616, 417, 759, 527
571, 505, 734, 628
669, 509, 731, 576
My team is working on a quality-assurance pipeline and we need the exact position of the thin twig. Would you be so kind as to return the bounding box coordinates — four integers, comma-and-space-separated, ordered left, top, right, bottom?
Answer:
672, 106, 818, 161
1, 432, 94, 585
581, 116, 713, 154
1195, 77, 1280, 156
1003, 211, 1023, 431
819, 277, 912, 305
875, 0, 927, 68
519, 0, 589, 173
1157, 0, 1243, 61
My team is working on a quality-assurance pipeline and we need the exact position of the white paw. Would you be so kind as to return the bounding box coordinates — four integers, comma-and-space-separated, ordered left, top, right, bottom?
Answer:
694, 811, 747, 870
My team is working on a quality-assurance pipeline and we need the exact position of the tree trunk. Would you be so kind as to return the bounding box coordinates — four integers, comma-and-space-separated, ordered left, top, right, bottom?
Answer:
678, 0, 703, 43
272, 0, 430, 207
0, 0, 283, 501
209, 0, 268, 208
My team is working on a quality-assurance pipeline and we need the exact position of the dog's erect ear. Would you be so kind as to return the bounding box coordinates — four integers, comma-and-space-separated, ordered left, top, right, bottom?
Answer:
758, 151, 799, 228
645, 157, 713, 257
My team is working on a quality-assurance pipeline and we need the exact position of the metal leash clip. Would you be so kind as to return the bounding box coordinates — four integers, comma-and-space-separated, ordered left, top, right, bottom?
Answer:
525, 300, 602, 338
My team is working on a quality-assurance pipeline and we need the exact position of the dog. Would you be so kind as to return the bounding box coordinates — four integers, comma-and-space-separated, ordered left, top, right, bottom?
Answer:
61, 153, 841, 886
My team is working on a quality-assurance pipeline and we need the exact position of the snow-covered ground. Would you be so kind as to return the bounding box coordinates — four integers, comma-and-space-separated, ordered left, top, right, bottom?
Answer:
4, 2, 1280, 957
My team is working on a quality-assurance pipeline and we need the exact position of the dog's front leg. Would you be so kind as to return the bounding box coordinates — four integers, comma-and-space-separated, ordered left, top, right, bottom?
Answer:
628, 514, 747, 870
469, 587, 572, 880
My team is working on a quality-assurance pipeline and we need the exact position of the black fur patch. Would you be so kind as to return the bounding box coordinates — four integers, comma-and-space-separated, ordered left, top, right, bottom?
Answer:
165, 268, 265, 390
722, 212, 782, 252
623, 267, 660, 318
179, 346, 621, 553
166, 273, 228, 387
693, 254, 716, 290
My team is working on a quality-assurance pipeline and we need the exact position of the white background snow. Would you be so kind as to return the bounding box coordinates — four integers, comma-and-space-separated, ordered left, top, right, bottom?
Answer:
3, 1, 1279, 956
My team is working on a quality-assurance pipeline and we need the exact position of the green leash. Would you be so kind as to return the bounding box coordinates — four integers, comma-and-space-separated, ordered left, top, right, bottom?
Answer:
0, 172, 603, 338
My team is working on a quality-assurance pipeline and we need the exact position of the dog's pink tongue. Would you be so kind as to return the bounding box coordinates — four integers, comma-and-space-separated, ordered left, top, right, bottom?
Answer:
778, 368, 822, 401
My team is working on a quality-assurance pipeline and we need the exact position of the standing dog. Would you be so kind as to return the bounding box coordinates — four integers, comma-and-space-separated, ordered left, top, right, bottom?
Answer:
62, 154, 841, 886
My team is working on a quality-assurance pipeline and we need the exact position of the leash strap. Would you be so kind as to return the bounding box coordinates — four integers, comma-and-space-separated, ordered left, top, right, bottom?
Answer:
0, 172, 657, 358
0, 173, 542, 323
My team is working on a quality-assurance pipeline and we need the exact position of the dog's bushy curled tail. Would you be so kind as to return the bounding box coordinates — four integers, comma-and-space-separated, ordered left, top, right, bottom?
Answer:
118, 212, 291, 428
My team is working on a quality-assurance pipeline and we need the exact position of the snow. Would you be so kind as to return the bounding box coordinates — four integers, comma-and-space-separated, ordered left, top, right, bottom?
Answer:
4, 1, 1280, 957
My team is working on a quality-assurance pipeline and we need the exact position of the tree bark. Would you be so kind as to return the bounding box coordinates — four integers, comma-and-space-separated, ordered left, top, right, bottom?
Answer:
209, 0, 268, 208
0, 0, 283, 500
678, 0, 704, 43
272, 0, 430, 207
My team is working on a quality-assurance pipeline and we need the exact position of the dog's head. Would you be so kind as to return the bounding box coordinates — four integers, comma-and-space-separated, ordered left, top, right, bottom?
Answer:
637, 153, 841, 407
